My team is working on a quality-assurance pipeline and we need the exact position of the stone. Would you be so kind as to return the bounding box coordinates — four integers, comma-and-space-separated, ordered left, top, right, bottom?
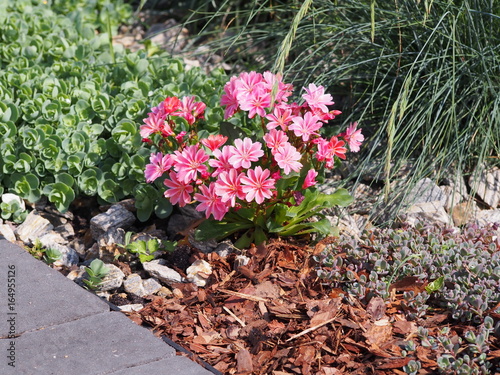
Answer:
98, 227, 126, 247
53, 223, 76, 239
15, 210, 54, 244
214, 241, 234, 257
117, 304, 144, 312
142, 278, 162, 295
38, 231, 66, 246
144, 19, 188, 54
404, 178, 447, 207
469, 166, 500, 208
49, 243, 80, 268
97, 263, 125, 291
402, 202, 452, 227
473, 209, 500, 227
188, 230, 218, 253
0, 223, 16, 242
327, 213, 362, 239
90, 204, 136, 241
186, 259, 212, 287
123, 274, 162, 297
142, 259, 184, 285
166, 205, 204, 236
451, 201, 479, 227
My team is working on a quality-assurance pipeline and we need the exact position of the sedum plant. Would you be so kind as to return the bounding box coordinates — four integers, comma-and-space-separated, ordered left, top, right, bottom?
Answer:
83, 259, 110, 290
140, 71, 360, 247
0, 0, 228, 221
314, 222, 500, 322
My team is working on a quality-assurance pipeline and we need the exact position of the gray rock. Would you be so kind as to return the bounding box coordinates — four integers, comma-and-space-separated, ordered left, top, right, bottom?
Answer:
166, 205, 204, 236
142, 278, 162, 295
188, 230, 218, 253
474, 209, 500, 227
38, 231, 66, 246
98, 264, 125, 291
403, 202, 452, 227
98, 227, 126, 247
469, 166, 500, 208
49, 243, 80, 268
90, 205, 136, 241
53, 223, 75, 239
123, 274, 162, 298
327, 213, 362, 239
214, 241, 234, 257
404, 178, 447, 207
142, 259, 184, 285
15, 210, 54, 244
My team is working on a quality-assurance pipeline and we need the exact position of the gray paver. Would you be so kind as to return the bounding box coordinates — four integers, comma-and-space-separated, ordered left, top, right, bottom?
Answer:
0, 239, 216, 375
0, 239, 109, 336
1, 312, 175, 375
108, 356, 213, 375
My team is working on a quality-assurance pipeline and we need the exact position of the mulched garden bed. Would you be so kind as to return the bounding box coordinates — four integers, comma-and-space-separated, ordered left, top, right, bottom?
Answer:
122, 236, 500, 375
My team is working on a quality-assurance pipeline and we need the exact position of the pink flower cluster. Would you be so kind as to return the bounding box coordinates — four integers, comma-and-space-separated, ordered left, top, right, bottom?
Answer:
142, 71, 364, 221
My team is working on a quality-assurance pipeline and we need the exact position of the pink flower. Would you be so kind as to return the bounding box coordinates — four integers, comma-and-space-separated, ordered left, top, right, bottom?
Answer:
144, 152, 173, 183
289, 111, 322, 141
240, 166, 275, 204
341, 122, 364, 152
302, 83, 334, 113
163, 97, 182, 114
220, 76, 240, 119
214, 169, 245, 207
234, 71, 264, 101
228, 138, 264, 169
172, 96, 206, 125
302, 169, 318, 189
201, 134, 228, 151
163, 171, 193, 207
194, 183, 229, 221
263, 129, 289, 154
273, 143, 303, 175
262, 71, 293, 104
316, 136, 347, 168
209, 145, 235, 177
140, 111, 166, 138
238, 87, 271, 119
173, 145, 209, 183
265, 106, 295, 130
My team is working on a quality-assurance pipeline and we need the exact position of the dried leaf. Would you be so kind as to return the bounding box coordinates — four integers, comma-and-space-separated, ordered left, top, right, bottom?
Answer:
236, 348, 253, 374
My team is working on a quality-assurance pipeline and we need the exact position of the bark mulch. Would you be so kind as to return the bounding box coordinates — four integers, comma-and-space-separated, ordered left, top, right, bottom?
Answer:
125, 237, 500, 375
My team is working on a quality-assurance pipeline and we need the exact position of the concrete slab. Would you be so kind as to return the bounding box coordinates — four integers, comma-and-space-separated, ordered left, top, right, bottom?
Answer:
0, 239, 109, 337
108, 356, 214, 375
0, 311, 175, 375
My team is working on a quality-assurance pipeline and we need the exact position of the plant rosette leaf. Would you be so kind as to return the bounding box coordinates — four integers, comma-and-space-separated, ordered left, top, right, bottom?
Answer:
42, 182, 75, 212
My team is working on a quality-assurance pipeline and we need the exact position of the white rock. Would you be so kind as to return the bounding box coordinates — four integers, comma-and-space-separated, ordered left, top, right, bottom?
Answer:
404, 178, 447, 207
123, 274, 162, 297
469, 166, 500, 208
474, 209, 500, 227
186, 259, 212, 287
97, 264, 125, 291
142, 259, 184, 285
117, 304, 144, 313
404, 202, 452, 227
15, 211, 53, 245
0, 223, 16, 242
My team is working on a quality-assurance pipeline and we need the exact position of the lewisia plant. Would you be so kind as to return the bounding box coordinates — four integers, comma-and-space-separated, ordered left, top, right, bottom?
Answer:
141, 71, 363, 248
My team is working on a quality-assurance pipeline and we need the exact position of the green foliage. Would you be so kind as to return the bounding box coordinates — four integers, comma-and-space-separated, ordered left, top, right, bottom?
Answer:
0, 199, 27, 223
42, 248, 62, 266
0, 0, 228, 219
121, 232, 177, 263
83, 259, 110, 290
195, 188, 353, 248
